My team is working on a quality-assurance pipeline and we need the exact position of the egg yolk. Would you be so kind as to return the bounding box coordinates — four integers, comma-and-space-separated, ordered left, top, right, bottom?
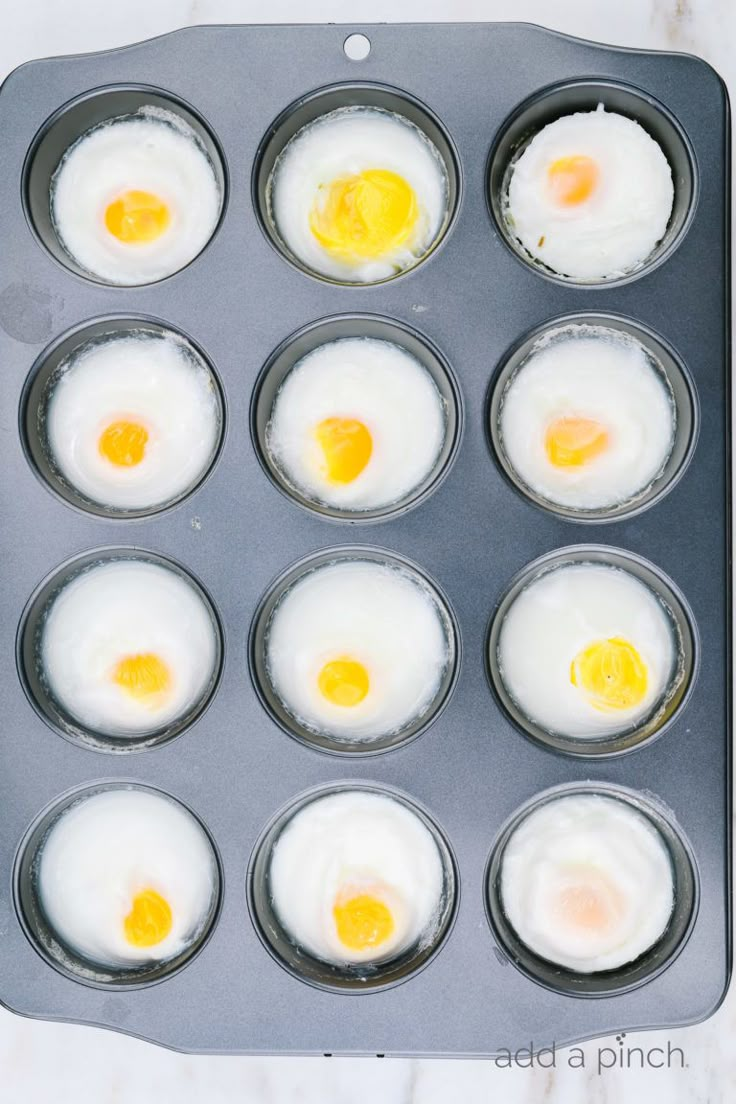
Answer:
98, 420, 149, 467
124, 887, 173, 948
315, 417, 373, 483
104, 190, 171, 244
553, 867, 625, 934
547, 155, 599, 206
317, 657, 370, 707
309, 169, 419, 261
333, 888, 395, 951
544, 416, 609, 468
113, 653, 172, 706
570, 637, 648, 712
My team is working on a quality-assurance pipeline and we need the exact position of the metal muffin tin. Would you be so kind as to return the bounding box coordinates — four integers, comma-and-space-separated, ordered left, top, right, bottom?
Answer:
0, 22, 729, 1056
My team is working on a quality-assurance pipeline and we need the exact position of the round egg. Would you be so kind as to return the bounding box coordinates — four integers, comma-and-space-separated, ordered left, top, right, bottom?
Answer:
499, 793, 675, 972
499, 325, 675, 511
269, 790, 445, 965
51, 106, 221, 285
265, 559, 452, 741
497, 563, 678, 739
266, 337, 446, 511
37, 788, 218, 968
504, 106, 674, 280
45, 331, 221, 512
269, 106, 449, 282
39, 559, 219, 737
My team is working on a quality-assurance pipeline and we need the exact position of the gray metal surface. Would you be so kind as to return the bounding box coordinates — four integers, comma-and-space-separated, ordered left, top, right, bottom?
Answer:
0, 22, 729, 1056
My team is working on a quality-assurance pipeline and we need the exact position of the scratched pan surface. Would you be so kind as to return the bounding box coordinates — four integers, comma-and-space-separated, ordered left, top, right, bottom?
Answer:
0, 22, 730, 1055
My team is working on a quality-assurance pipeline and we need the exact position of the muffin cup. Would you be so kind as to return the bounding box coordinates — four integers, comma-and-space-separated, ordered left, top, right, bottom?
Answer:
486, 545, 698, 757
247, 780, 459, 992
251, 313, 462, 522
20, 315, 226, 519
484, 781, 699, 996
17, 547, 224, 753
14, 780, 223, 988
23, 84, 228, 285
487, 312, 698, 522
249, 545, 460, 756
252, 81, 460, 285
487, 78, 698, 286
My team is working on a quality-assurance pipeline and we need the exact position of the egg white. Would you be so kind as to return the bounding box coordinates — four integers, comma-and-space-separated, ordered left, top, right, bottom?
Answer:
51, 106, 221, 285
267, 337, 446, 511
266, 560, 452, 741
270, 790, 445, 965
497, 563, 678, 739
40, 560, 218, 737
269, 106, 449, 282
38, 788, 218, 968
499, 324, 675, 510
505, 106, 674, 280
46, 331, 221, 511
500, 793, 675, 972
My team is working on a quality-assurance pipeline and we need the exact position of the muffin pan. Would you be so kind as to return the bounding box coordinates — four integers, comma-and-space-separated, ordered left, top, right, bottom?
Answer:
0, 22, 729, 1055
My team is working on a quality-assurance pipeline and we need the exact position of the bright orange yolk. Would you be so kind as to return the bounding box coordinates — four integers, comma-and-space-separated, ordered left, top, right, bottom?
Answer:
104, 190, 171, 244
547, 155, 599, 206
98, 420, 149, 467
317, 657, 370, 707
124, 888, 173, 948
333, 889, 395, 951
554, 868, 625, 934
309, 169, 419, 261
544, 416, 609, 468
570, 637, 648, 712
315, 417, 373, 483
113, 653, 172, 706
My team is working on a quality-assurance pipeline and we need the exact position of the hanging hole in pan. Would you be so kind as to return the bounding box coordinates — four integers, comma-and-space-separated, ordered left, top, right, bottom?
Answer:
344, 34, 371, 61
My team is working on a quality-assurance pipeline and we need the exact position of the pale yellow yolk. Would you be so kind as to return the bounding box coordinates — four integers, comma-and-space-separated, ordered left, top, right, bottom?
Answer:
554, 868, 625, 934
317, 657, 370, 707
333, 888, 395, 951
104, 189, 171, 244
113, 653, 172, 707
124, 887, 173, 948
98, 420, 149, 467
315, 417, 373, 483
309, 169, 419, 261
544, 416, 609, 468
570, 637, 648, 712
547, 155, 599, 206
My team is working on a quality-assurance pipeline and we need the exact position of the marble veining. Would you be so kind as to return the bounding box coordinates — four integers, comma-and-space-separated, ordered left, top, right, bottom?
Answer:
0, 2, 733, 1101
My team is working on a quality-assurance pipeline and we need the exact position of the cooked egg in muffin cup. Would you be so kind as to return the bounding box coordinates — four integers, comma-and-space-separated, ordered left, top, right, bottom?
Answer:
496, 323, 677, 513
22, 785, 219, 980
267, 104, 451, 283
502, 105, 674, 281
37, 327, 222, 514
30, 554, 221, 745
257, 552, 457, 750
49, 104, 222, 285
265, 336, 447, 512
492, 552, 692, 751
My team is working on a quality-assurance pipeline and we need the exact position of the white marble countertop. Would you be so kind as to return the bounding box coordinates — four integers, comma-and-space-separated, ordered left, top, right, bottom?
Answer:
1, 2, 733, 1101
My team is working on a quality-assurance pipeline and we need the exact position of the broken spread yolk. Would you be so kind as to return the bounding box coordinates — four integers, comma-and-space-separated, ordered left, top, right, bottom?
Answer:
547, 155, 599, 206
315, 417, 372, 483
317, 657, 370, 707
544, 416, 609, 468
333, 889, 395, 951
113, 653, 172, 706
124, 887, 173, 947
554, 868, 625, 934
570, 637, 648, 712
99, 420, 149, 467
104, 190, 171, 244
310, 169, 418, 261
